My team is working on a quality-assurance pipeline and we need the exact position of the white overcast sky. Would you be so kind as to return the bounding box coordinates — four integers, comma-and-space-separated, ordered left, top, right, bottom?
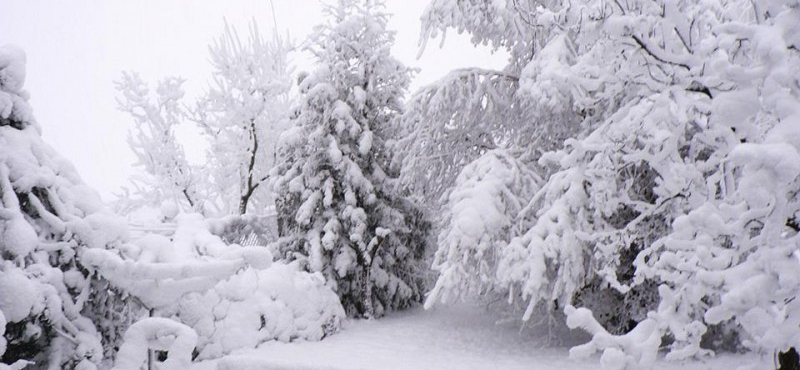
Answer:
0, 0, 506, 200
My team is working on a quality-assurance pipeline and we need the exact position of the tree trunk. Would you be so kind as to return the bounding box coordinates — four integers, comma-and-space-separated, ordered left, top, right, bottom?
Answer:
779, 348, 800, 370
358, 265, 374, 319
238, 196, 248, 215
239, 117, 260, 215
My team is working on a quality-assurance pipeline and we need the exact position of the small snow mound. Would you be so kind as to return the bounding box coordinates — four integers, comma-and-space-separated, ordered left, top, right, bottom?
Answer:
112, 318, 198, 370
600, 348, 627, 370
160, 199, 180, 220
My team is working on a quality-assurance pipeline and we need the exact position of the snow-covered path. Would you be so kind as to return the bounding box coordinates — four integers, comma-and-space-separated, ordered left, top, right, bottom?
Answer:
193, 303, 771, 370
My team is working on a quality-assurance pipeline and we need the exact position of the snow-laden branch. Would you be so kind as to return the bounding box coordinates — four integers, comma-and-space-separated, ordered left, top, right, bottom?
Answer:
190, 20, 292, 215
115, 72, 202, 214
392, 67, 531, 203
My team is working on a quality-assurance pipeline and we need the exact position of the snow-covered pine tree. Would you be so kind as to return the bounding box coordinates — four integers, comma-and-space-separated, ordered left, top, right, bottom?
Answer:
190, 21, 292, 215
272, 0, 425, 318
0, 45, 134, 370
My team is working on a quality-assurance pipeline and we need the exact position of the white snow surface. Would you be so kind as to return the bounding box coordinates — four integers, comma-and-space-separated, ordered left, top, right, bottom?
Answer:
192, 303, 770, 370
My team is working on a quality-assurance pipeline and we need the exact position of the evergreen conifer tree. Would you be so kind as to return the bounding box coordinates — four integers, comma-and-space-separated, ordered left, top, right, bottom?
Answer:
273, 0, 425, 318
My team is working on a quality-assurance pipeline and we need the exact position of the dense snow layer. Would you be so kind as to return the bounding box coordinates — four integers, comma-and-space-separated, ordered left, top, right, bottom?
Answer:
192, 303, 770, 370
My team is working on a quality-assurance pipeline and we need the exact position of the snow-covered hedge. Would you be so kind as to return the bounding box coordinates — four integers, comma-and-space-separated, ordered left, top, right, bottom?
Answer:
84, 213, 345, 362
180, 262, 344, 359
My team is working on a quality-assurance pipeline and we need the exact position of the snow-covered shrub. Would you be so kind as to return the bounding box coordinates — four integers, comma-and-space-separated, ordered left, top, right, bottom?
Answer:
180, 262, 344, 359
630, 77, 800, 365
565, 305, 661, 370
272, 0, 427, 318
0, 45, 132, 370
84, 214, 344, 362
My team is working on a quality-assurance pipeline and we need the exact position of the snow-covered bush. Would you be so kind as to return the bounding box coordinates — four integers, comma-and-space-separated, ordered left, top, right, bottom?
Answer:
84, 213, 344, 362
272, 0, 427, 318
0, 45, 132, 370
565, 305, 662, 370
627, 19, 800, 361
522, 1, 800, 366
180, 262, 344, 359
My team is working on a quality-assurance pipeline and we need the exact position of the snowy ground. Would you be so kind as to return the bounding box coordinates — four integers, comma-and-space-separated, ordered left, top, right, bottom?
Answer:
193, 303, 771, 370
